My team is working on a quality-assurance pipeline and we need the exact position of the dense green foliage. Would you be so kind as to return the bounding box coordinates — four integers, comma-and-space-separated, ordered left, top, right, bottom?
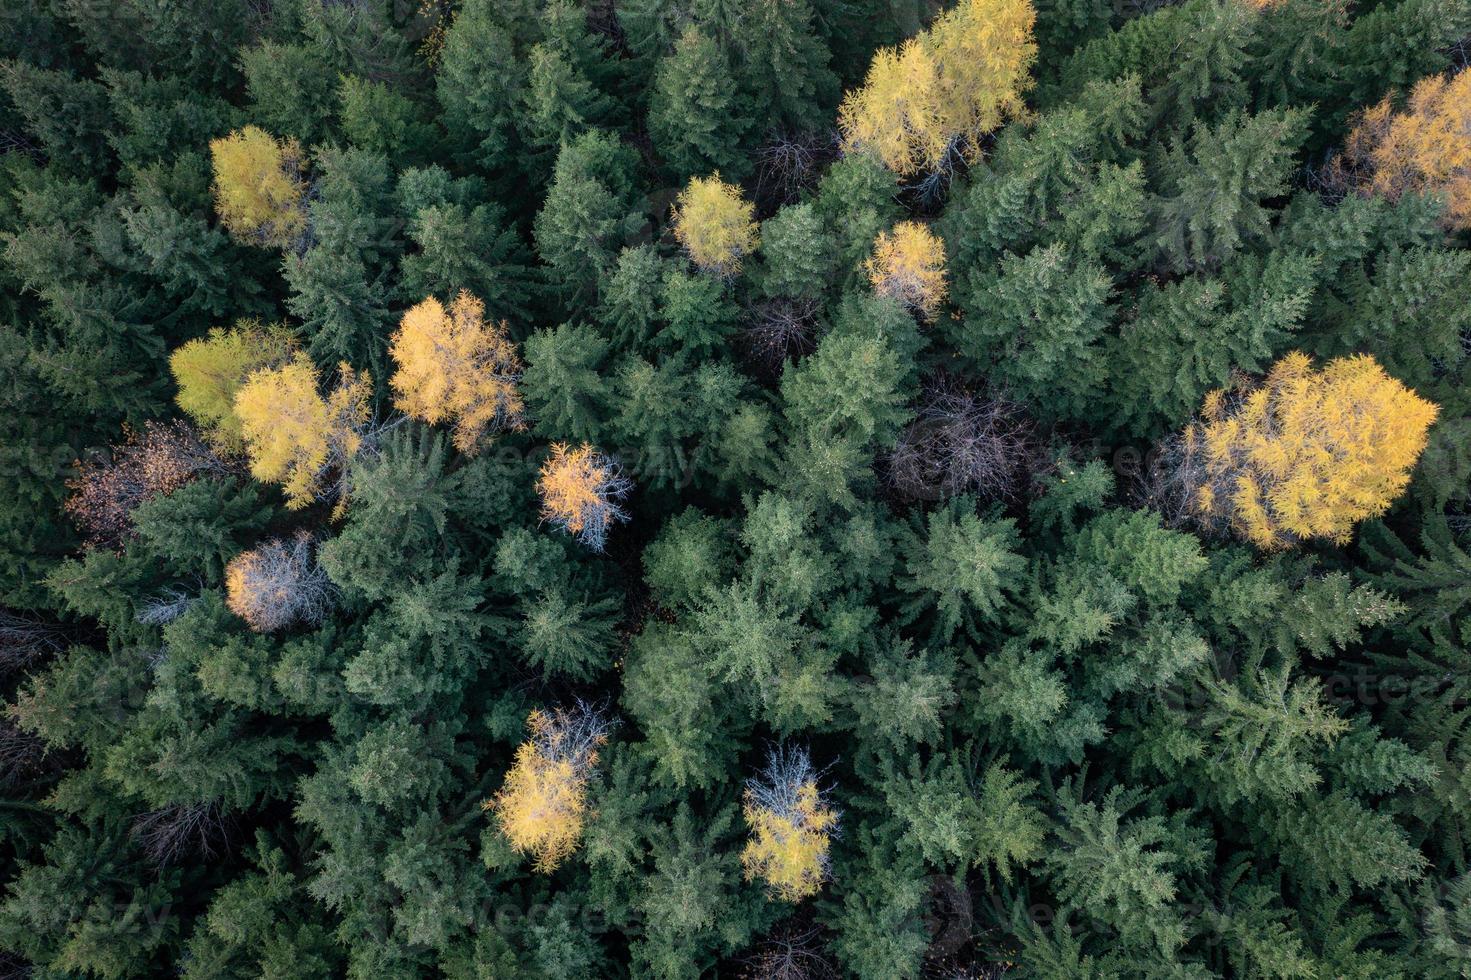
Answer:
1, 0, 1470, 977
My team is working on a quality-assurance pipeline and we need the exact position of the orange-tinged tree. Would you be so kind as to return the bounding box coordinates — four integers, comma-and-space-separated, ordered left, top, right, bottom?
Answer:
234, 354, 372, 510
484, 704, 612, 872
838, 0, 1036, 174
169, 321, 298, 453
389, 291, 526, 453
209, 125, 309, 248
1174, 352, 1437, 549
225, 531, 334, 633
537, 442, 632, 552
64, 421, 226, 547
671, 173, 759, 276
865, 221, 948, 319
1329, 69, 1471, 229
741, 747, 838, 902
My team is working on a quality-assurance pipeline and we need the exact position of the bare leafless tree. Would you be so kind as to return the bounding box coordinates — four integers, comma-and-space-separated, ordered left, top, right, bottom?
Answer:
583, 0, 629, 52
743, 298, 822, 380
0, 720, 51, 786
136, 588, 199, 628
0, 611, 66, 674
131, 800, 234, 867
883, 377, 1035, 504
741, 921, 838, 980
754, 131, 839, 211
1139, 430, 1207, 532
0, 949, 31, 980
910, 136, 970, 213
64, 420, 228, 548
225, 532, 335, 633
922, 961, 1012, 980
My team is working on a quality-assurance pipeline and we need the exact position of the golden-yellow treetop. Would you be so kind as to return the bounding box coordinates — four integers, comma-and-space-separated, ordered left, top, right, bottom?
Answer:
741, 770, 838, 903
536, 442, 631, 552
234, 354, 371, 510
837, 40, 947, 178
671, 173, 759, 276
1334, 68, 1471, 228
169, 321, 298, 453
838, 0, 1037, 174
209, 126, 308, 248
484, 706, 609, 872
865, 220, 949, 320
1186, 352, 1438, 549
389, 291, 526, 454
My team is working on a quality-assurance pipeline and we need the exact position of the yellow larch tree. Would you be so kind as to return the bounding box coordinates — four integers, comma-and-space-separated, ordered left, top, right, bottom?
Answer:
671, 173, 759, 276
741, 747, 838, 902
484, 704, 611, 873
209, 125, 309, 248
1330, 68, 1471, 229
1177, 352, 1437, 550
389, 290, 526, 453
537, 442, 632, 552
836, 39, 947, 177
925, 0, 1037, 147
169, 321, 298, 453
865, 221, 948, 319
838, 0, 1037, 174
234, 354, 372, 510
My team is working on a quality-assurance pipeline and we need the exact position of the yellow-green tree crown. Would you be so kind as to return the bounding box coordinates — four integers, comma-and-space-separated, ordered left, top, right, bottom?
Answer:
671, 173, 760, 276
740, 747, 839, 902
209, 125, 309, 248
169, 321, 298, 453
233, 354, 372, 511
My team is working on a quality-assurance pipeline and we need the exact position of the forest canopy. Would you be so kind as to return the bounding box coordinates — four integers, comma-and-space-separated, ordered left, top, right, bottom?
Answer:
1, 0, 1471, 977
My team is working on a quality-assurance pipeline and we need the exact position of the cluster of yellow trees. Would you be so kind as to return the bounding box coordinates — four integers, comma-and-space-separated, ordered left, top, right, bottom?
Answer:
673, 172, 952, 316
169, 326, 370, 513
186, 5, 1461, 916
212, 122, 958, 328
205, 130, 960, 557
488, 710, 839, 903
170, 294, 632, 627
197, 41, 1465, 587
